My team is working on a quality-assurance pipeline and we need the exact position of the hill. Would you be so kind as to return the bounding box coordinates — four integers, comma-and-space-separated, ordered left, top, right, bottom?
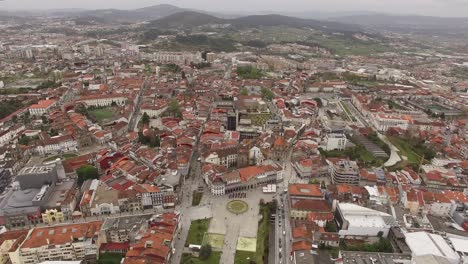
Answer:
149, 11, 361, 33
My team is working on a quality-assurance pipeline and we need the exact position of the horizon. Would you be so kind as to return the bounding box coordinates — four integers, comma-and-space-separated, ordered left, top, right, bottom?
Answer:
0, 1, 468, 18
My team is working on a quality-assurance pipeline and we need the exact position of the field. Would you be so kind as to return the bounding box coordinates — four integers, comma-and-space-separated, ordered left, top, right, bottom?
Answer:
89, 108, 115, 122
186, 218, 211, 246
234, 250, 257, 264
203, 233, 225, 250
236, 237, 257, 252
180, 252, 221, 264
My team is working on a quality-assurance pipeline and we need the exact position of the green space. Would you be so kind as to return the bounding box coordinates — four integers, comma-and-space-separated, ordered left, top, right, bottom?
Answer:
234, 203, 273, 264
89, 108, 115, 122
450, 66, 468, 79
307, 34, 389, 56
227, 200, 249, 214
180, 251, 221, 264
340, 102, 357, 122
43, 153, 78, 162
234, 250, 257, 264
192, 191, 203, 206
0, 99, 27, 119
97, 253, 125, 264
203, 233, 225, 249
342, 237, 393, 253
320, 143, 384, 168
236, 66, 265, 79
185, 218, 211, 246
76, 165, 99, 186
387, 136, 421, 164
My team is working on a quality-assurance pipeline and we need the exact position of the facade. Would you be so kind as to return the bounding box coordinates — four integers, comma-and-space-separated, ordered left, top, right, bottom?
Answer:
36, 135, 78, 155
41, 209, 64, 225
204, 164, 280, 196
372, 114, 411, 132
133, 184, 163, 209
292, 156, 329, 179
77, 94, 128, 108
330, 160, 360, 185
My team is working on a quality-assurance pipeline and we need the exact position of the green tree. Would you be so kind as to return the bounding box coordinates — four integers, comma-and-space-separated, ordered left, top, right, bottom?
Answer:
199, 244, 212, 260
240, 88, 249, 96
261, 87, 274, 101
167, 99, 182, 118
141, 112, 150, 125
76, 165, 99, 186
313, 97, 323, 107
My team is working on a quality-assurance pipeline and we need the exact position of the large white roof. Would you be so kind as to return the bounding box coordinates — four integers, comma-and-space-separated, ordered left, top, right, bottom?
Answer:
406, 232, 459, 263
338, 203, 396, 228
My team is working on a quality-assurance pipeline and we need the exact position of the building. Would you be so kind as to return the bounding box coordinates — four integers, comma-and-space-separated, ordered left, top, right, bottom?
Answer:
335, 203, 397, 239
292, 156, 329, 179
36, 135, 78, 156
29, 100, 57, 116
0, 165, 62, 228
204, 164, 279, 196
133, 184, 163, 209
323, 133, 348, 151
372, 114, 411, 132
77, 94, 128, 108
340, 251, 412, 264
405, 232, 461, 264
100, 214, 155, 244
0, 230, 29, 264
10, 221, 102, 264
330, 160, 360, 185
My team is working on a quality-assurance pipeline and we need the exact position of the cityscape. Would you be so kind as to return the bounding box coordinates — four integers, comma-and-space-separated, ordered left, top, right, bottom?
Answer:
0, 1, 467, 264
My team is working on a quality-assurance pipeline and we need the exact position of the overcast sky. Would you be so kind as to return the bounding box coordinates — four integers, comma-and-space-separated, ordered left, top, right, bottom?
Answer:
0, 0, 467, 17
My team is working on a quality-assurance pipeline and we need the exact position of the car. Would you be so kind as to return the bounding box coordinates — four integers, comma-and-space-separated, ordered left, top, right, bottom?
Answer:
283, 230, 286, 235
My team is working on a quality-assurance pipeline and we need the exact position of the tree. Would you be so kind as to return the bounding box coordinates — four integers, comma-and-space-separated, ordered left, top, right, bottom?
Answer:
377, 231, 383, 238
76, 165, 99, 186
313, 97, 323, 107
240, 88, 249, 96
261, 87, 274, 101
141, 112, 150, 125
325, 221, 337, 232
167, 99, 182, 118
199, 244, 212, 260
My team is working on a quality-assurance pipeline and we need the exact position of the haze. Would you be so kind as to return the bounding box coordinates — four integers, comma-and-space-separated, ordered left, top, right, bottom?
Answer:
0, 0, 467, 17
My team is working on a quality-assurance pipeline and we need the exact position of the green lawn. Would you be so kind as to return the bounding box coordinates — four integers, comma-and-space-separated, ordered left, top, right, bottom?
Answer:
186, 218, 211, 246
181, 252, 221, 264
98, 253, 124, 264
234, 250, 257, 264
89, 108, 115, 122
43, 153, 78, 162
388, 136, 420, 164
192, 191, 203, 206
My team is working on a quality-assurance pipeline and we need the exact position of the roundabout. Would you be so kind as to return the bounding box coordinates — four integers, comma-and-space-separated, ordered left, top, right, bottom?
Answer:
227, 200, 249, 214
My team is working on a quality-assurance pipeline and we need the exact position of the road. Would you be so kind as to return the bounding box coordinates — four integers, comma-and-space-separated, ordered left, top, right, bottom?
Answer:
128, 77, 149, 132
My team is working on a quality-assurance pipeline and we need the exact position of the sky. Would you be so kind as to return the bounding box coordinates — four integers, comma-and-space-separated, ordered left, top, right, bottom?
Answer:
0, 0, 468, 17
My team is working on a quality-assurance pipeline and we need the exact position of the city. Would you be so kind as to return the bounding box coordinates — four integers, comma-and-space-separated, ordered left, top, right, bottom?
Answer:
0, 1, 467, 264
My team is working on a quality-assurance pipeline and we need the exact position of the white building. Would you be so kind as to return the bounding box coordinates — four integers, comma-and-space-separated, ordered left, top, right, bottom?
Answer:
36, 135, 78, 155
372, 114, 411, 132
29, 100, 57, 116
335, 203, 397, 239
406, 232, 461, 264
323, 133, 348, 151
0, 124, 25, 147
77, 94, 128, 108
